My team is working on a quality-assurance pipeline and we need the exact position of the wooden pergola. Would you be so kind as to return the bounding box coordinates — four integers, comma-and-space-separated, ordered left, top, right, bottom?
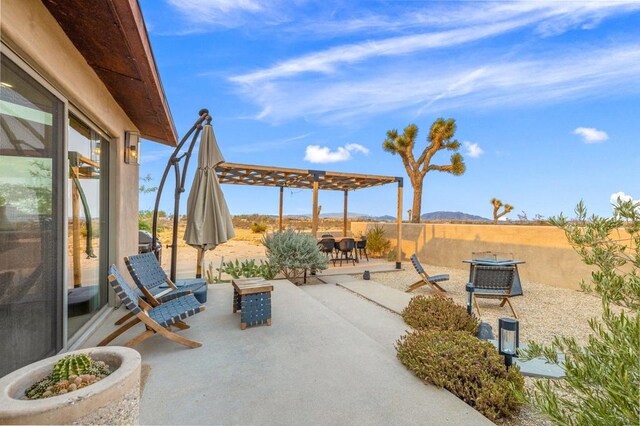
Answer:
216, 162, 404, 268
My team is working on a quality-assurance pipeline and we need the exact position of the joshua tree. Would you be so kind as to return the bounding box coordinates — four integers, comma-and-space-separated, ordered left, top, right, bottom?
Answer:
407, 209, 413, 222
491, 198, 514, 224
383, 119, 465, 223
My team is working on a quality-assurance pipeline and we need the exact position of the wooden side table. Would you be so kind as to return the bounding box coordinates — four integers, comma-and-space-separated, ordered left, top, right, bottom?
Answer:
232, 278, 274, 330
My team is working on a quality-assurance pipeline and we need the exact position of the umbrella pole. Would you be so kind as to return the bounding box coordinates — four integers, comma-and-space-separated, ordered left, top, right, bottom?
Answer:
196, 248, 204, 279
152, 109, 210, 282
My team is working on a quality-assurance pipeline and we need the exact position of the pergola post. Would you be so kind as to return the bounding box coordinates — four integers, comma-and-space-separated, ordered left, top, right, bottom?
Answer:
311, 175, 319, 238
396, 178, 403, 269
343, 190, 348, 237
278, 186, 284, 231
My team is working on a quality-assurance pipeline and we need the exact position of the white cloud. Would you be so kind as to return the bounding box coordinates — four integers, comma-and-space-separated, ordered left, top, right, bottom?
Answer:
230, 19, 533, 85
344, 143, 369, 154
233, 43, 640, 124
573, 127, 609, 143
166, 0, 640, 39
464, 142, 484, 158
304, 143, 369, 163
158, 0, 297, 34
610, 192, 635, 204
227, 1, 640, 84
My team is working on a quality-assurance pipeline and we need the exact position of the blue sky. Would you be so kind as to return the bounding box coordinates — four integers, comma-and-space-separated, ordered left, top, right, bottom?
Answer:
138, 0, 640, 219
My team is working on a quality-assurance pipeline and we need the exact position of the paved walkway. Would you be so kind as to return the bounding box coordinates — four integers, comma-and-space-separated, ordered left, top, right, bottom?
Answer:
321, 276, 565, 379
319, 259, 401, 276
320, 275, 413, 314
83, 280, 490, 425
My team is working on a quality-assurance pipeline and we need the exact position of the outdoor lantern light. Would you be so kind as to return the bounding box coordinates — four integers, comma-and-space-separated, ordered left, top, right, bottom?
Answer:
498, 317, 519, 367
124, 131, 140, 164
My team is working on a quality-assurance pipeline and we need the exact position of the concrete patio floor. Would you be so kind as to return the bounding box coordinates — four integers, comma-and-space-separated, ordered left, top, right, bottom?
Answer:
82, 280, 491, 425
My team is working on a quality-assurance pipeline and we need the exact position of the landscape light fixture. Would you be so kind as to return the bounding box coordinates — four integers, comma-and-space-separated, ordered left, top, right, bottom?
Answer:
498, 317, 519, 368
124, 131, 140, 164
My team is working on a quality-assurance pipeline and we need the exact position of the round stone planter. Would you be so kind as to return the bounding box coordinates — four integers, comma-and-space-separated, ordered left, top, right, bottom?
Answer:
0, 347, 141, 425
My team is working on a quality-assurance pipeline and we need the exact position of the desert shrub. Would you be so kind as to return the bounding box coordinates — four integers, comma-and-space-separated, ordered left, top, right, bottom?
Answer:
520, 200, 640, 425
396, 330, 524, 421
386, 247, 406, 262
366, 225, 391, 257
218, 258, 279, 280
262, 229, 328, 284
250, 222, 267, 233
402, 295, 479, 335
139, 217, 151, 232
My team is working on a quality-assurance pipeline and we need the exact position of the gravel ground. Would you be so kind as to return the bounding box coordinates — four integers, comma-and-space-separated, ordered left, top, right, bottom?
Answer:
362, 265, 605, 346
358, 265, 610, 426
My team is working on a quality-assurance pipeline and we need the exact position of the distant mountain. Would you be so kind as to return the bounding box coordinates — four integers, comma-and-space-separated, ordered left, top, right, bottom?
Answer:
420, 211, 490, 221
282, 212, 397, 220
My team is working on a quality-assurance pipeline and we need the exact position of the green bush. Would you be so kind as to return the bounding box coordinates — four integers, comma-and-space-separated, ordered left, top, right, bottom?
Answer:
366, 225, 391, 257
262, 229, 328, 284
139, 217, 151, 232
218, 258, 279, 280
386, 247, 405, 262
396, 330, 524, 421
520, 200, 640, 425
250, 222, 267, 233
402, 295, 479, 335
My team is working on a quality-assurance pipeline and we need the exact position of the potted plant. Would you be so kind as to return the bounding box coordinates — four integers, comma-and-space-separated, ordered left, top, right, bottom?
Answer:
0, 347, 141, 425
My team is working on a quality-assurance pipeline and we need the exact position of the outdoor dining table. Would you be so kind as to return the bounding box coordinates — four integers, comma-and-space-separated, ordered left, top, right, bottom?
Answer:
463, 258, 525, 314
319, 236, 364, 263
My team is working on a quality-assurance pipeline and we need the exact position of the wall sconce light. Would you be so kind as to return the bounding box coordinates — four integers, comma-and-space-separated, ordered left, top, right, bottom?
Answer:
124, 131, 140, 164
498, 318, 519, 368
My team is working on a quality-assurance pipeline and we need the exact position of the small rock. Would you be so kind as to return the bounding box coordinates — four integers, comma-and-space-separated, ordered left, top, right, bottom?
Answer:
68, 383, 77, 391
74, 377, 83, 386
42, 391, 52, 398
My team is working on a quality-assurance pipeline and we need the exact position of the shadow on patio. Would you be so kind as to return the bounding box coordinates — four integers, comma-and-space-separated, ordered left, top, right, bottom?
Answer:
82, 280, 490, 425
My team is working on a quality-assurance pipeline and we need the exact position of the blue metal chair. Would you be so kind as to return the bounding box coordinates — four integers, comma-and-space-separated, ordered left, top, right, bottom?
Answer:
405, 254, 450, 293
98, 265, 204, 348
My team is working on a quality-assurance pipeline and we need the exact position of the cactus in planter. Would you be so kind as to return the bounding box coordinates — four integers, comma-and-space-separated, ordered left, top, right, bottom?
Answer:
25, 355, 112, 399
25, 376, 56, 400
52, 354, 91, 382
85, 360, 111, 378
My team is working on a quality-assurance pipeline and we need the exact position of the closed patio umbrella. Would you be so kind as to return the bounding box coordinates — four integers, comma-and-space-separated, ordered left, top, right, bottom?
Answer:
184, 123, 235, 277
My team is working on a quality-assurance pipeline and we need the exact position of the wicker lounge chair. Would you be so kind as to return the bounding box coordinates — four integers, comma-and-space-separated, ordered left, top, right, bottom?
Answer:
467, 265, 518, 318
99, 265, 204, 348
405, 254, 450, 293
113, 252, 206, 326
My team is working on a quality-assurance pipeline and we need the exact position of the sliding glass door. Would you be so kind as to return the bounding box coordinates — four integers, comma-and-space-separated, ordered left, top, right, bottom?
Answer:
67, 114, 109, 336
0, 53, 64, 377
